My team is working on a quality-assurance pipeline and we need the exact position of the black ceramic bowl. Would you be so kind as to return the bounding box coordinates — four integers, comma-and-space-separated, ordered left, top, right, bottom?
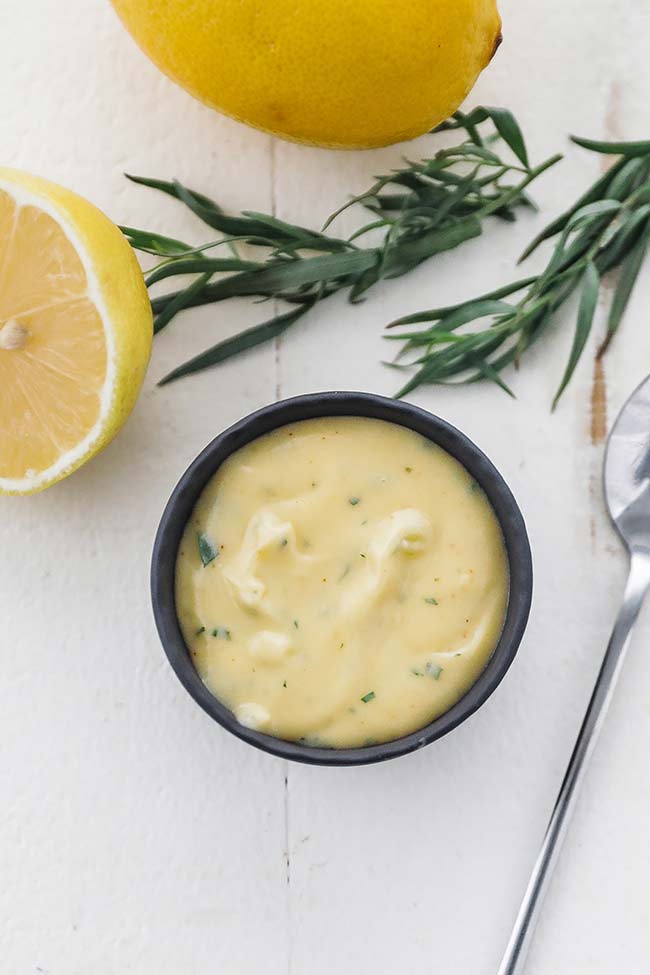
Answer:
152, 392, 532, 766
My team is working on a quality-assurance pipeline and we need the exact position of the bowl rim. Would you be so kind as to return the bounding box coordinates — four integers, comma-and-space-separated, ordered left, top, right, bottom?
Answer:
151, 391, 533, 767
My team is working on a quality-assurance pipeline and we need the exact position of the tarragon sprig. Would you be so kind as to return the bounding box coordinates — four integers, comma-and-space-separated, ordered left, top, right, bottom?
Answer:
121, 107, 561, 386
387, 137, 650, 407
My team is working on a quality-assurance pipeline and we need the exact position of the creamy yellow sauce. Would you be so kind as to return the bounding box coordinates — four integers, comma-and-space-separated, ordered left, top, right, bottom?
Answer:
175, 417, 509, 748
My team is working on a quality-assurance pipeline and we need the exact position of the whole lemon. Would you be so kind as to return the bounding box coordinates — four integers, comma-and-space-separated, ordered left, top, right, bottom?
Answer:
111, 0, 502, 149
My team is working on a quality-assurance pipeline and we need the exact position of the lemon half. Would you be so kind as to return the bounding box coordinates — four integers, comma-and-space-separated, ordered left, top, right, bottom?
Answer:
111, 0, 502, 149
0, 169, 152, 495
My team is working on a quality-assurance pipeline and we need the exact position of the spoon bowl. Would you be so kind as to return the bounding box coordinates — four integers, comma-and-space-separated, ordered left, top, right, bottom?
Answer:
605, 373, 650, 548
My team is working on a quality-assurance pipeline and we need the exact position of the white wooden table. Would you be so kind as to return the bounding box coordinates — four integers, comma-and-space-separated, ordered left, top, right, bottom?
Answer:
3, 2, 650, 972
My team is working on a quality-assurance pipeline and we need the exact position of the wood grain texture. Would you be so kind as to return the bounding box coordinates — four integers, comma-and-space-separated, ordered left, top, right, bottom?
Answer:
1, 1, 650, 972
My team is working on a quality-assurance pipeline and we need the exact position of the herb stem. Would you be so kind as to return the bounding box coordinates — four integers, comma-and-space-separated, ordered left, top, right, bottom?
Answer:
124, 107, 558, 387
476, 153, 564, 220
387, 138, 650, 406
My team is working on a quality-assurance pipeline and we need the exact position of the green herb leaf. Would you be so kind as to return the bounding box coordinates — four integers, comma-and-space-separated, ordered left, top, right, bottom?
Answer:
552, 261, 600, 409
154, 271, 213, 335
468, 351, 517, 398
197, 532, 217, 566
481, 106, 530, 167
158, 302, 314, 386
519, 158, 629, 262
596, 204, 650, 272
606, 157, 650, 201
211, 627, 231, 640
600, 224, 650, 356
146, 256, 260, 288
152, 250, 376, 310
361, 691, 376, 703
386, 279, 536, 329
571, 135, 650, 157
126, 174, 295, 242
382, 217, 483, 278
424, 597, 439, 605
348, 496, 361, 506
195, 626, 206, 636
119, 226, 195, 258
426, 662, 443, 680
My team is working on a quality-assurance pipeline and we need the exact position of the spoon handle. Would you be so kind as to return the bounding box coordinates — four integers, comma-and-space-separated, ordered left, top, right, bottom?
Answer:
497, 548, 650, 975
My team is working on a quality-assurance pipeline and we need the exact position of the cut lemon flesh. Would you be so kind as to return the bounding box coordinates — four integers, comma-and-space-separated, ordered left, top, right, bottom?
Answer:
0, 170, 152, 494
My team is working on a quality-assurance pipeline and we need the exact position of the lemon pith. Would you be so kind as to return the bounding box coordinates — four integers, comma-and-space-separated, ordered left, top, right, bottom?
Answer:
111, 0, 502, 149
0, 169, 153, 495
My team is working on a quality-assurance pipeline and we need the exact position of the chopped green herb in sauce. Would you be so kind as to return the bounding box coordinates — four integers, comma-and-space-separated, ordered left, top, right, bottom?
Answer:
424, 597, 439, 605
293, 619, 299, 629
339, 563, 351, 582
212, 627, 231, 640
348, 496, 361, 506
361, 691, 376, 703
280, 538, 288, 548
197, 532, 218, 566
359, 553, 366, 559
195, 626, 206, 636
411, 668, 424, 677
283, 681, 287, 688
426, 662, 443, 680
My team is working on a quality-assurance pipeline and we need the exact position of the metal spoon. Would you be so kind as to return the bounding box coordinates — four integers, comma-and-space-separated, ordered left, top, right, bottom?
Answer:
498, 373, 650, 975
